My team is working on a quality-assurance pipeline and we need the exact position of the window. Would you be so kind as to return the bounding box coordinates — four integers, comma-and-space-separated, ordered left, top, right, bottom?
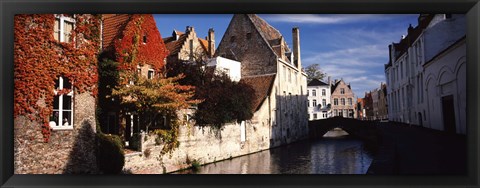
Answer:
246, 33, 252, 39
143, 34, 147, 44
307, 100, 310, 107
230, 36, 235, 42
322, 89, 326, 96
334, 110, 338, 116
313, 100, 317, 107
137, 67, 141, 75
339, 110, 343, 117
340, 88, 345, 94
348, 98, 352, 105
341, 98, 345, 105
312, 89, 316, 96
54, 15, 75, 43
307, 90, 309, 96
334, 98, 338, 105
313, 114, 317, 119
148, 69, 155, 79
323, 112, 327, 118
50, 77, 73, 130
222, 68, 230, 77
322, 99, 326, 107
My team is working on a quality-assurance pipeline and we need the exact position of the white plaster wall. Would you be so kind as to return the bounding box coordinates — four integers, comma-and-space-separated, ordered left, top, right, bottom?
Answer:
307, 84, 331, 120
207, 56, 242, 82
423, 41, 466, 134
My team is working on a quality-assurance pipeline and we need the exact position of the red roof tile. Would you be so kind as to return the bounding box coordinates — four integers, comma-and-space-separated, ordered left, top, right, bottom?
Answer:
240, 74, 276, 112
102, 14, 131, 50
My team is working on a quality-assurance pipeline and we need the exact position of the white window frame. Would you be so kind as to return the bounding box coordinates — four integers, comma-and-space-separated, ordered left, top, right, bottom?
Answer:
312, 89, 316, 96
54, 14, 75, 43
148, 69, 155, 79
51, 76, 74, 130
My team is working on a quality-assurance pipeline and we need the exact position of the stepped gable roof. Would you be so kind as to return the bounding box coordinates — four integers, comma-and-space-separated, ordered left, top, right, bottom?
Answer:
308, 78, 328, 86
102, 14, 132, 50
240, 74, 276, 112
245, 14, 291, 60
393, 14, 435, 60
163, 29, 209, 56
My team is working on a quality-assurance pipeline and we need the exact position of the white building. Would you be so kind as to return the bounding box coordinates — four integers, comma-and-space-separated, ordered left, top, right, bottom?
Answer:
385, 14, 466, 134
207, 56, 242, 82
307, 78, 331, 120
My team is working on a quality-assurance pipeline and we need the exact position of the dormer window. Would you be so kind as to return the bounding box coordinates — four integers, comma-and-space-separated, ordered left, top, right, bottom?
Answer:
54, 15, 75, 43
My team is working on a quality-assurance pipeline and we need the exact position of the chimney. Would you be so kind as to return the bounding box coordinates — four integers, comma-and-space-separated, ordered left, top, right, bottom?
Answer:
186, 26, 194, 33
207, 28, 215, 58
407, 24, 413, 34
328, 76, 331, 86
292, 27, 301, 70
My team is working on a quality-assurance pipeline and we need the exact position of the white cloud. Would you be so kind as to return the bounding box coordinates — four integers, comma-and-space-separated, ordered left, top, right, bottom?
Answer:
263, 14, 391, 24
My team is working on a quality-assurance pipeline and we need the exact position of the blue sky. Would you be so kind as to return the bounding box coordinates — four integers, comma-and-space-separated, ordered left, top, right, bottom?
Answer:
154, 14, 418, 98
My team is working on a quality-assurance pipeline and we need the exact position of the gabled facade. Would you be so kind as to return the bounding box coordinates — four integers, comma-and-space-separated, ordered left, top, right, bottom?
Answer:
307, 78, 332, 120
14, 14, 101, 174
100, 14, 170, 145
163, 26, 214, 76
330, 79, 356, 118
216, 14, 308, 147
385, 14, 466, 134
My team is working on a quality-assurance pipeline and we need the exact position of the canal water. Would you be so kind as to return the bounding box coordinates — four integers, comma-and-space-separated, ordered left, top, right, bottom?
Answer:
173, 130, 374, 174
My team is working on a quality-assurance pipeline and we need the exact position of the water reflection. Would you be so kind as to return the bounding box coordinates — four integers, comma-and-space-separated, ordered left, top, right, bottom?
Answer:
173, 136, 373, 174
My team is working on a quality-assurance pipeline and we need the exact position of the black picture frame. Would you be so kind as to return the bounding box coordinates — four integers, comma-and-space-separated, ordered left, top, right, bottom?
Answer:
1, 0, 479, 187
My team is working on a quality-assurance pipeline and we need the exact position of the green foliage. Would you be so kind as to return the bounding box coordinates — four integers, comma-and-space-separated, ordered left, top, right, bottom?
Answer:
97, 59, 120, 134
153, 121, 180, 154
96, 133, 125, 174
194, 73, 255, 129
305, 63, 327, 83
168, 61, 256, 129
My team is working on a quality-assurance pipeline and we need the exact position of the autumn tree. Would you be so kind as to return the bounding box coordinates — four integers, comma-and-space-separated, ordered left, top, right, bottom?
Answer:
112, 73, 200, 132
304, 63, 327, 83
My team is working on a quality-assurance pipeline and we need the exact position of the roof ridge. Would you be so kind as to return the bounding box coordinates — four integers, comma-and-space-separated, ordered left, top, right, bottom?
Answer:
245, 14, 280, 59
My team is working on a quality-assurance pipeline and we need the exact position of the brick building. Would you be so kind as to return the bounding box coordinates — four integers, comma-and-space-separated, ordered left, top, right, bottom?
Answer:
216, 14, 308, 146
330, 79, 356, 118
14, 14, 100, 174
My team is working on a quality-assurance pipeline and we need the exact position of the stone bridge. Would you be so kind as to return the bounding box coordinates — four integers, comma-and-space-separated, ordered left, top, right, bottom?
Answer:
308, 117, 381, 149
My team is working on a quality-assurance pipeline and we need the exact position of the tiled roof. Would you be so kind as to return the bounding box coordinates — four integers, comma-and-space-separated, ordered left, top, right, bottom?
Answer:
240, 74, 276, 112
163, 34, 188, 56
308, 78, 328, 86
102, 14, 131, 50
246, 14, 292, 60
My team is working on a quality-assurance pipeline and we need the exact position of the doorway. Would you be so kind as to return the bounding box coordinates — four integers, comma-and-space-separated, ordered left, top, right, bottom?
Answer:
441, 95, 456, 134
418, 112, 423, 127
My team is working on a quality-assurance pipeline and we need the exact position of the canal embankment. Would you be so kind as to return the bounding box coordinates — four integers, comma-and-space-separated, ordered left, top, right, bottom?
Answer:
367, 121, 467, 175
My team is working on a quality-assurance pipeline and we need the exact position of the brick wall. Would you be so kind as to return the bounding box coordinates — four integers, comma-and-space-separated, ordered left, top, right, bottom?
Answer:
14, 92, 98, 174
